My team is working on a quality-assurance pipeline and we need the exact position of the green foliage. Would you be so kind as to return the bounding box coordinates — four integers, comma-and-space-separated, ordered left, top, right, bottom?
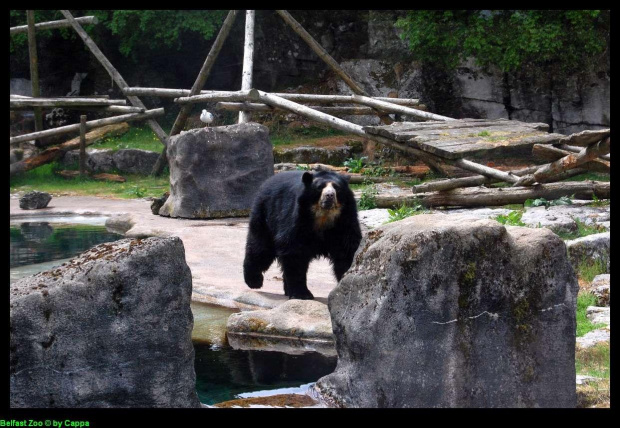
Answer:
524, 195, 573, 209
395, 10, 609, 73
576, 258, 607, 284
588, 194, 610, 207
477, 130, 491, 137
576, 292, 606, 337
357, 182, 378, 211
343, 157, 367, 174
91, 125, 163, 152
10, 10, 227, 62
386, 203, 424, 223
554, 217, 606, 241
296, 164, 311, 171
362, 163, 393, 177
494, 210, 525, 226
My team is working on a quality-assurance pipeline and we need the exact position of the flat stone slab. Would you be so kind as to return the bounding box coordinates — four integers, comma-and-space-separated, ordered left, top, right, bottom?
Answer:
226, 300, 336, 356
586, 306, 610, 326
565, 232, 610, 273
521, 205, 610, 233
576, 327, 610, 349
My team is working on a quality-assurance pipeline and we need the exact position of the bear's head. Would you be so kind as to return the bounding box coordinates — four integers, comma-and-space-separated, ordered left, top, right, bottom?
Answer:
301, 171, 352, 230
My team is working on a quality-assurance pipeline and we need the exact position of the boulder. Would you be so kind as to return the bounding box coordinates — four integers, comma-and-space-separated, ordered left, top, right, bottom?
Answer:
10, 237, 200, 408
19, 191, 52, 210
273, 145, 358, 166
591, 274, 610, 306
565, 232, 610, 274
576, 327, 610, 349
159, 123, 273, 219
227, 300, 335, 356
586, 306, 610, 326
315, 214, 578, 408
112, 149, 160, 175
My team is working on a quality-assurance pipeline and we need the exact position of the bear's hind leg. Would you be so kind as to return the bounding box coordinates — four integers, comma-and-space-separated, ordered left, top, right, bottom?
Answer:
243, 231, 275, 290
279, 256, 313, 300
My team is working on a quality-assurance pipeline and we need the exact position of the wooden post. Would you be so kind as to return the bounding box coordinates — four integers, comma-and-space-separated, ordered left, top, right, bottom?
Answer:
515, 137, 611, 186
11, 16, 98, 35
79, 115, 87, 178
26, 10, 44, 147
59, 11, 169, 155
151, 10, 240, 176
275, 10, 393, 125
239, 10, 256, 124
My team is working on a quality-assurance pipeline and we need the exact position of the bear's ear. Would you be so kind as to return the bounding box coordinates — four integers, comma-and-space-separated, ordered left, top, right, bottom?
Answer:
302, 172, 314, 186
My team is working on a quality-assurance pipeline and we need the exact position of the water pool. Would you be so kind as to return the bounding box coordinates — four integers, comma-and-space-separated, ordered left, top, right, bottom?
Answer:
9, 219, 336, 406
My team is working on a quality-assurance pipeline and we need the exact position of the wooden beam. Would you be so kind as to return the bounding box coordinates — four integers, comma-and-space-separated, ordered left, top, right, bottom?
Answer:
410, 166, 588, 193
59, 11, 169, 149
79, 115, 87, 178
515, 138, 611, 186
124, 87, 423, 106
217, 102, 380, 116
533, 144, 609, 173
175, 91, 253, 104
10, 108, 164, 145
556, 143, 610, 161
10, 97, 127, 108
153, 10, 240, 176
26, 11, 43, 147
352, 94, 456, 122
239, 10, 255, 124
10, 123, 129, 177
376, 181, 610, 209
11, 16, 98, 35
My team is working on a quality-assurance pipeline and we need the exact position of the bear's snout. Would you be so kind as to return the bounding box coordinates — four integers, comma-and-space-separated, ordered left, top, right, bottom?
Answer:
320, 184, 337, 209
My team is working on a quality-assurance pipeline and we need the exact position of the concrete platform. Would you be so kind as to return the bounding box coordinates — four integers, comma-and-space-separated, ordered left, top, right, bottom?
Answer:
10, 196, 337, 310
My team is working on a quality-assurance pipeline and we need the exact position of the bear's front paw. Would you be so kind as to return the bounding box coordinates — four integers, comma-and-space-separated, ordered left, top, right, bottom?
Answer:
245, 273, 264, 289
288, 290, 314, 300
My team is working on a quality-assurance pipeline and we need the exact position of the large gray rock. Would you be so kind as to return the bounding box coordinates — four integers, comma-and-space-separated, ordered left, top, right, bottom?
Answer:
62, 149, 159, 175
10, 237, 200, 408
159, 123, 273, 219
315, 214, 578, 408
19, 191, 52, 210
565, 232, 610, 274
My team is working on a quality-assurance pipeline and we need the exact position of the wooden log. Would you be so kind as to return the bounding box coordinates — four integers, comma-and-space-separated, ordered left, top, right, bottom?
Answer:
10, 123, 129, 177
26, 11, 43, 147
10, 97, 127, 108
249, 89, 451, 176
175, 91, 252, 104
79, 115, 87, 178
452, 158, 519, 184
59, 11, 169, 149
516, 138, 610, 186
411, 165, 588, 193
352, 94, 456, 122
154, 10, 239, 176
375, 181, 610, 209
557, 129, 610, 147
239, 10, 255, 124
533, 144, 610, 173
557, 144, 610, 161
217, 102, 380, 116
125, 87, 423, 106
10, 108, 164, 145
11, 16, 97, 35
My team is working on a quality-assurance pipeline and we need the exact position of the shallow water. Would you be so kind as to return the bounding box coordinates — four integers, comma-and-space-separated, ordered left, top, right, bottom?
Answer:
9, 221, 337, 406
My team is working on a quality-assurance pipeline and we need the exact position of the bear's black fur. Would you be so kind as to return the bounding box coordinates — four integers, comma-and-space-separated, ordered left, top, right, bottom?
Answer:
243, 170, 362, 299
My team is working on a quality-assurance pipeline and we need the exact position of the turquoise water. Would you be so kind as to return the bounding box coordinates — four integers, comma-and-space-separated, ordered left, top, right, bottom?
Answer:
9, 221, 337, 406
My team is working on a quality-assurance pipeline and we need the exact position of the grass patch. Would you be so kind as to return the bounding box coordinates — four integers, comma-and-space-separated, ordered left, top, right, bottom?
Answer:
494, 210, 525, 226
577, 379, 610, 408
554, 217, 607, 240
385, 203, 425, 223
90, 125, 164, 153
576, 291, 606, 337
10, 162, 169, 199
576, 257, 607, 284
587, 194, 610, 207
357, 182, 378, 211
576, 342, 610, 379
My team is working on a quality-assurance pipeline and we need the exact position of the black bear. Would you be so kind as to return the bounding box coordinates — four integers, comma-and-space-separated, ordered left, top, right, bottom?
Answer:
243, 170, 362, 299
